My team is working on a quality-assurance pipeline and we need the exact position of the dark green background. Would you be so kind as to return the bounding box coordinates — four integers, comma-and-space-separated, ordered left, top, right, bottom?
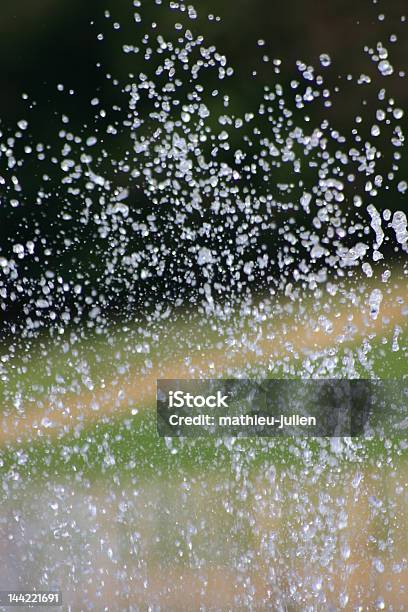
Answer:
0, 0, 407, 330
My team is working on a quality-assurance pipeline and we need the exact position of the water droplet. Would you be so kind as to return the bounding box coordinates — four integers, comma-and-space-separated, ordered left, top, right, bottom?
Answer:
319, 53, 331, 67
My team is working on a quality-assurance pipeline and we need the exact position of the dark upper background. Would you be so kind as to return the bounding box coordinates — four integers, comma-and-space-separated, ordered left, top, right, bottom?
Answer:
0, 0, 407, 330
1, 0, 407, 125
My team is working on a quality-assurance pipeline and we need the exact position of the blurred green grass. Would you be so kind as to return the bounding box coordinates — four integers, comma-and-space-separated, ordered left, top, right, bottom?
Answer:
1, 272, 407, 483
0, 320, 407, 484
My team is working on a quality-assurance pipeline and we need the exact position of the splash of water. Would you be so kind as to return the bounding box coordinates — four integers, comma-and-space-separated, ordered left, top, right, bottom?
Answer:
0, 1, 407, 609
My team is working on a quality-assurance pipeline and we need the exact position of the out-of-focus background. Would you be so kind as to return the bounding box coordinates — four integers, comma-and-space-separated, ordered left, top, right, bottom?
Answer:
0, 0, 408, 327
0, 0, 408, 609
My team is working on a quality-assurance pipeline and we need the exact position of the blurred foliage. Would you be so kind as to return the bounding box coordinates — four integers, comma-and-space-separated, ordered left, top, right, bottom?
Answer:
0, 0, 407, 327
